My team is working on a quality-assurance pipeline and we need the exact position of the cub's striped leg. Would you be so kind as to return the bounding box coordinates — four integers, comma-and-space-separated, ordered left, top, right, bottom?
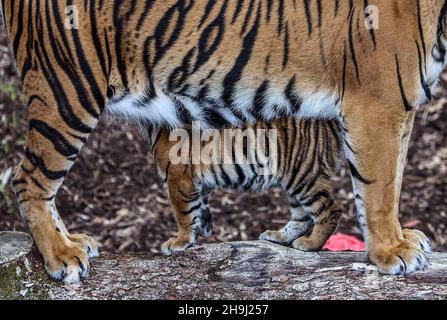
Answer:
11, 91, 103, 284
261, 184, 341, 250
197, 193, 213, 238
342, 96, 429, 275
259, 205, 313, 246
291, 199, 342, 252
161, 168, 208, 255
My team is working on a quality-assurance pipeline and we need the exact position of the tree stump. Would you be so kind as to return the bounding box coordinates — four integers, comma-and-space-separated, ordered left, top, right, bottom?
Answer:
0, 231, 51, 299
1, 231, 446, 300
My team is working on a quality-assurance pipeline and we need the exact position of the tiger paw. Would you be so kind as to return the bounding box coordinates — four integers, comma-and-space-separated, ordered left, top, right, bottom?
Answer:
260, 221, 311, 246
403, 229, 431, 253
259, 230, 292, 246
44, 240, 91, 284
161, 237, 195, 256
68, 233, 100, 258
368, 239, 428, 275
291, 235, 326, 251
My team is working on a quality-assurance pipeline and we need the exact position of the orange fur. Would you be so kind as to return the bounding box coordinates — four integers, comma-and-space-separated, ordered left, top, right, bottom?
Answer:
2, 0, 440, 282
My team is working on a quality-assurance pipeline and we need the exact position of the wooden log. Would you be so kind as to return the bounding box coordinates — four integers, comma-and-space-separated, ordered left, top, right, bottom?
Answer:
1, 231, 446, 300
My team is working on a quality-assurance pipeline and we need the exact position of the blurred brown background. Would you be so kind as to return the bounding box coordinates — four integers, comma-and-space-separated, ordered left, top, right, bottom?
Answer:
0, 26, 446, 254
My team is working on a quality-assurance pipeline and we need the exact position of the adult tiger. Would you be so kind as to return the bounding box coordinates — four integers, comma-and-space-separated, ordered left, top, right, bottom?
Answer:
2, 0, 440, 283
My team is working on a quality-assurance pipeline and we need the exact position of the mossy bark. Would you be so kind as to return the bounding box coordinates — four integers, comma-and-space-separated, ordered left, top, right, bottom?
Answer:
0, 232, 51, 299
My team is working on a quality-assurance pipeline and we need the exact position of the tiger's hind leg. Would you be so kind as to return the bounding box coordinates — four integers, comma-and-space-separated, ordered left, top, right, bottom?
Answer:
161, 168, 210, 255
11, 71, 105, 283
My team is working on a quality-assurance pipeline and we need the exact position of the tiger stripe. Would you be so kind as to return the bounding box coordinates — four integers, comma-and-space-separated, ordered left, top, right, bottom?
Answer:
0, 0, 440, 282
153, 117, 343, 254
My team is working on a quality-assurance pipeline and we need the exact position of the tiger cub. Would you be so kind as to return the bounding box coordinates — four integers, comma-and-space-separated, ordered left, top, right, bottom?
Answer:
150, 118, 343, 255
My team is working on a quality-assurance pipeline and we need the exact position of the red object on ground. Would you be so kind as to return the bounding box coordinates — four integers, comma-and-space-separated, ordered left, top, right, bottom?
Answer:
323, 233, 366, 252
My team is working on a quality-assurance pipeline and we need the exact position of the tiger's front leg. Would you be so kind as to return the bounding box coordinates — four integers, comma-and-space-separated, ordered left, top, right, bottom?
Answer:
342, 95, 430, 275
11, 79, 104, 284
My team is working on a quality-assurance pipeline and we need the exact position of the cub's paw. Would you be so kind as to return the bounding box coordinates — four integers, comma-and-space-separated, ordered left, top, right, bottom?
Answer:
369, 240, 428, 275
260, 221, 311, 246
161, 237, 195, 256
403, 229, 431, 253
291, 235, 326, 252
44, 240, 91, 284
259, 230, 292, 246
68, 233, 99, 258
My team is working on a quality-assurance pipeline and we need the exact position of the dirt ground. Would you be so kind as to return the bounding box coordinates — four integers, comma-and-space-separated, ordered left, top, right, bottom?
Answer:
0, 27, 446, 254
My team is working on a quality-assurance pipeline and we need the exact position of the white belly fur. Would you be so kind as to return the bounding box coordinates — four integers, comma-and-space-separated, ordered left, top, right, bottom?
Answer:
107, 84, 340, 128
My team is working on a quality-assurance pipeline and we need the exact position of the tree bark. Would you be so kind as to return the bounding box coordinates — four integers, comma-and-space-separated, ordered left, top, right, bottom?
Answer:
1, 231, 446, 300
